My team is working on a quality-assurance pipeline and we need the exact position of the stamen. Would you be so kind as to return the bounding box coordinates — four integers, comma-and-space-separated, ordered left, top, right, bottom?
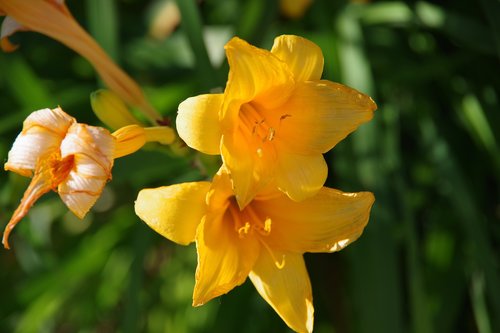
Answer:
238, 222, 251, 238
227, 200, 244, 232
259, 239, 286, 269
263, 218, 272, 235
239, 103, 277, 143
267, 128, 275, 141
279, 114, 292, 121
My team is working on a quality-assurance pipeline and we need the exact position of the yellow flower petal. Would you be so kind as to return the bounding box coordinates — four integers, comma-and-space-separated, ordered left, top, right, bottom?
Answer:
4, 107, 75, 176
177, 94, 223, 155
58, 123, 114, 218
271, 35, 324, 82
135, 182, 211, 245
222, 37, 294, 130
193, 211, 260, 306
111, 125, 146, 159
277, 80, 377, 155
220, 132, 262, 209
0, 0, 161, 122
255, 188, 375, 253
249, 251, 314, 333
275, 150, 327, 202
111, 124, 175, 159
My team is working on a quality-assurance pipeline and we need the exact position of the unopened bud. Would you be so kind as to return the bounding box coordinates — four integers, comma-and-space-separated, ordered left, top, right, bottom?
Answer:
90, 89, 141, 130
112, 125, 176, 158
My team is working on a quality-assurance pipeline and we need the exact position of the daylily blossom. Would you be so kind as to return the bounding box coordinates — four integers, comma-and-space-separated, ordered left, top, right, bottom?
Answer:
177, 35, 376, 208
3, 107, 174, 249
135, 169, 374, 333
0, 0, 161, 123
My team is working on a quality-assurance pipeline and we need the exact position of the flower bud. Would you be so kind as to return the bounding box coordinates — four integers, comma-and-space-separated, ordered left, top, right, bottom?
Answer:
90, 89, 141, 130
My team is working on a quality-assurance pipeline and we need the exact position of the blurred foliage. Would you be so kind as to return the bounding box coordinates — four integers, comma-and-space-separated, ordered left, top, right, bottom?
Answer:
1, 0, 499, 332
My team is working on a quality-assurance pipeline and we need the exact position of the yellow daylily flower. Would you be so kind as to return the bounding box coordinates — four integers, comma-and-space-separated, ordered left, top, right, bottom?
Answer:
177, 35, 376, 208
0, 0, 161, 122
135, 169, 374, 333
2, 107, 173, 249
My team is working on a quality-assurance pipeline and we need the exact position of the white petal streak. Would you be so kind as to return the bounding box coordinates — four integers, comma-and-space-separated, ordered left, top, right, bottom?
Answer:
59, 191, 101, 219
60, 123, 115, 174
59, 172, 106, 218
4, 108, 75, 176
24, 107, 75, 135
59, 123, 115, 218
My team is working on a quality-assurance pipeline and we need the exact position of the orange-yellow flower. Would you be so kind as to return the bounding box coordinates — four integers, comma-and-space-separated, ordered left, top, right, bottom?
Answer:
177, 35, 376, 208
135, 169, 374, 333
3, 107, 173, 249
0, 0, 161, 122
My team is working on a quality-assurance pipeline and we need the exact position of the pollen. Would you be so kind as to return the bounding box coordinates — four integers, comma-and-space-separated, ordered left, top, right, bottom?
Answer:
239, 103, 277, 143
238, 222, 251, 238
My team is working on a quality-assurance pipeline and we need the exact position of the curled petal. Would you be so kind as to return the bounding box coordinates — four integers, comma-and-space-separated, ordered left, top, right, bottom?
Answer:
177, 94, 223, 155
249, 251, 314, 333
58, 172, 105, 219
254, 188, 375, 253
60, 123, 114, 173
271, 35, 324, 82
0, 15, 26, 51
3, 152, 74, 249
4, 107, 75, 176
59, 123, 114, 218
135, 182, 211, 245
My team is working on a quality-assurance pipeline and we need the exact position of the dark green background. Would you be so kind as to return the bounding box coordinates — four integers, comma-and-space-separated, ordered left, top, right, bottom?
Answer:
1, 0, 499, 332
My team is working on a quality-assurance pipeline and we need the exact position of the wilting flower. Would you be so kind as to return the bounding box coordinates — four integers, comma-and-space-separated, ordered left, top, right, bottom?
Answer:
0, 0, 161, 122
135, 169, 374, 333
177, 35, 376, 208
3, 107, 174, 249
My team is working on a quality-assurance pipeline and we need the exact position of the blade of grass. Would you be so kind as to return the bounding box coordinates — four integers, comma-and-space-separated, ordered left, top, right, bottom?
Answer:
175, 0, 218, 89
335, 6, 405, 333
478, 0, 500, 60
86, 0, 119, 60
420, 116, 500, 333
